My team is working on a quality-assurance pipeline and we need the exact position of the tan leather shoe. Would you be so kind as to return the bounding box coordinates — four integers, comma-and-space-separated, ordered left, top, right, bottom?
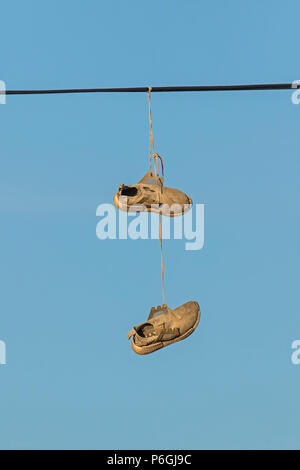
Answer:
128, 301, 200, 355
113, 170, 192, 217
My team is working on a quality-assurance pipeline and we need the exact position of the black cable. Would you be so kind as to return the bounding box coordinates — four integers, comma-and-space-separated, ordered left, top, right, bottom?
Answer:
2, 83, 300, 95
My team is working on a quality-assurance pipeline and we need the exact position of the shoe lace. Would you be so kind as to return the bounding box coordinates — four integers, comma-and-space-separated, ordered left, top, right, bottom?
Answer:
147, 87, 164, 181
148, 87, 165, 306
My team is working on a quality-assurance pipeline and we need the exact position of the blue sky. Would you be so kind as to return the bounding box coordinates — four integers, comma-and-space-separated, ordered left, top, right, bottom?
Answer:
0, 0, 299, 450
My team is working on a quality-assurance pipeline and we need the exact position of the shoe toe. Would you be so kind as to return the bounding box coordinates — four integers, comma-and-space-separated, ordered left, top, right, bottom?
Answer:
182, 301, 200, 329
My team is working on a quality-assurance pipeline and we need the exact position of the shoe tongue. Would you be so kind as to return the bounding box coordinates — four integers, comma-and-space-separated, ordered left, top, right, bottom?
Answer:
150, 309, 164, 319
144, 177, 160, 185
139, 171, 162, 186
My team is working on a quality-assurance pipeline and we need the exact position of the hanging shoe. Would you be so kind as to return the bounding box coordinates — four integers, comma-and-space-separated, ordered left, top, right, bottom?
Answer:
113, 168, 192, 217
128, 301, 200, 355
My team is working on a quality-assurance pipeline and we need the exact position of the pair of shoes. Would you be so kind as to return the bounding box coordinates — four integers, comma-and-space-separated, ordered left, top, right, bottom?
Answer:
113, 169, 192, 217
114, 157, 200, 355
128, 302, 200, 355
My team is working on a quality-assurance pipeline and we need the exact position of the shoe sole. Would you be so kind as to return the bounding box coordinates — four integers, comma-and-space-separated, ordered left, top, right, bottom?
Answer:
114, 192, 193, 217
131, 304, 201, 355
